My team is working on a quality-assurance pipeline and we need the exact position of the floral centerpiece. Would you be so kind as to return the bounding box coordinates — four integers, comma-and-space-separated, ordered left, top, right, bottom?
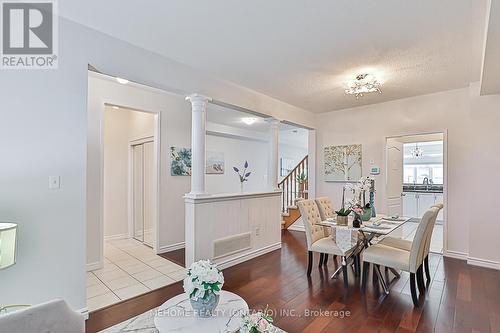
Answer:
183, 260, 224, 317
233, 161, 251, 192
343, 177, 374, 227
240, 307, 278, 333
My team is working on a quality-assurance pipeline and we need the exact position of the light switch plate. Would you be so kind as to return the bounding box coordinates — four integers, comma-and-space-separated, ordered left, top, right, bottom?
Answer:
49, 176, 60, 189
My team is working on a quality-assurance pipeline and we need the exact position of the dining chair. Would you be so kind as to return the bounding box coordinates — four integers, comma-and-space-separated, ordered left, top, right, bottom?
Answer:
378, 204, 443, 285
361, 207, 439, 306
298, 199, 351, 287
314, 197, 335, 259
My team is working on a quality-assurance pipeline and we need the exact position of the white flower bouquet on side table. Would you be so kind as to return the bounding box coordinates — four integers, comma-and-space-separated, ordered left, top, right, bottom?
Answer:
183, 260, 224, 317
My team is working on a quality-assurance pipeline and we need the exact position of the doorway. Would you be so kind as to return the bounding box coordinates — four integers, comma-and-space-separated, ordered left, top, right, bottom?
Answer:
386, 133, 445, 254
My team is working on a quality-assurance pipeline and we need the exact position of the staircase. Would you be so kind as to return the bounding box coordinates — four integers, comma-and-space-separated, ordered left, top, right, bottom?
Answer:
279, 155, 308, 229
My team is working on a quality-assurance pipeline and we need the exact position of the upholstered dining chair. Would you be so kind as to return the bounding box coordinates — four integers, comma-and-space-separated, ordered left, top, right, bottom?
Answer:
314, 197, 335, 256
298, 199, 351, 287
315, 197, 335, 220
361, 207, 440, 306
378, 204, 443, 285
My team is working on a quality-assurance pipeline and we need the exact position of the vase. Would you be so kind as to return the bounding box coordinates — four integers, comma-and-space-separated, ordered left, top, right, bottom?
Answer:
240, 182, 244, 193
190, 292, 220, 317
353, 214, 362, 228
336, 215, 348, 226
361, 208, 371, 221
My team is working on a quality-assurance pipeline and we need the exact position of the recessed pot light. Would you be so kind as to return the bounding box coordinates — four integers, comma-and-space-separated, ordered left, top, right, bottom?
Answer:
112, 106, 119, 110
241, 117, 258, 125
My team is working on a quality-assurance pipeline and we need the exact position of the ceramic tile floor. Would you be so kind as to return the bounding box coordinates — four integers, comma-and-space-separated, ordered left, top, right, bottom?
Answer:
399, 221, 444, 253
86, 238, 185, 312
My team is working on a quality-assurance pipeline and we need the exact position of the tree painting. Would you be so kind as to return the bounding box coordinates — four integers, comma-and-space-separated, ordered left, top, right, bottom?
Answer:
324, 144, 362, 181
170, 147, 192, 176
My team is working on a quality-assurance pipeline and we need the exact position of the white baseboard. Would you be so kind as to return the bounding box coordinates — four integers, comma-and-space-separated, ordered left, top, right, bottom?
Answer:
78, 307, 89, 320
104, 233, 128, 241
217, 242, 282, 270
86, 261, 103, 272
467, 256, 500, 270
287, 224, 305, 232
443, 249, 468, 260
158, 242, 185, 254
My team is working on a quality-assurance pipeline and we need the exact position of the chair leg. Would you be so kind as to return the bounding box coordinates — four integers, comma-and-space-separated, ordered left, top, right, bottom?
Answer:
417, 266, 425, 294
319, 253, 324, 267
323, 254, 329, 266
424, 255, 431, 284
342, 257, 348, 288
373, 264, 379, 283
307, 251, 313, 276
410, 273, 419, 307
361, 261, 369, 292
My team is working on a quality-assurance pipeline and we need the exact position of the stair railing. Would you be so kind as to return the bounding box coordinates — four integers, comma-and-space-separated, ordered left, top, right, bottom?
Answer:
278, 155, 308, 213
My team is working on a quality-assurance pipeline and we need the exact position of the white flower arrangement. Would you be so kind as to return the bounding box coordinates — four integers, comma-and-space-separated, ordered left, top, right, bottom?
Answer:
241, 308, 277, 333
345, 176, 373, 208
183, 260, 224, 301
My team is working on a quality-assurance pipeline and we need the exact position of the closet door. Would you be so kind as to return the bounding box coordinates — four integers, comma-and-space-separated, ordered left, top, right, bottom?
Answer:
143, 141, 156, 247
132, 144, 144, 242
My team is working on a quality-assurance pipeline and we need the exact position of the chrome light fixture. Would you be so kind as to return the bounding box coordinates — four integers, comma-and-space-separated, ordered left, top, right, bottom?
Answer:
411, 143, 424, 158
344, 73, 382, 99
241, 117, 258, 125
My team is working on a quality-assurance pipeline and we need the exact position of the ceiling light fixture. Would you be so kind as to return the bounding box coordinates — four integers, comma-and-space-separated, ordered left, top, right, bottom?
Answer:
116, 77, 129, 85
344, 73, 382, 99
241, 117, 258, 125
411, 143, 424, 158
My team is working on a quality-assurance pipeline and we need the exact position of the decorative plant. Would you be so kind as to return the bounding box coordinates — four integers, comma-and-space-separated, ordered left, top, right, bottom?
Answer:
233, 161, 251, 184
183, 260, 224, 301
241, 306, 276, 333
335, 207, 352, 216
296, 172, 307, 184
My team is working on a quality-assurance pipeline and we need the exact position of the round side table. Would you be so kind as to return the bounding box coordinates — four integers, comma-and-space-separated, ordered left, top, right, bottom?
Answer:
154, 291, 248, 333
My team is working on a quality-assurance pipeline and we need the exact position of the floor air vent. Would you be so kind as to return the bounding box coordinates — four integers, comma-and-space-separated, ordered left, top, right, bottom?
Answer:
213, 232, 252, 259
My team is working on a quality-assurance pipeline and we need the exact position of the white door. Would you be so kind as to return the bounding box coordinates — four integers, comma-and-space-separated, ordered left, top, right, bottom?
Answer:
132, 144, 144, 242
386, 139, 404, 216
143, 141, 156, 247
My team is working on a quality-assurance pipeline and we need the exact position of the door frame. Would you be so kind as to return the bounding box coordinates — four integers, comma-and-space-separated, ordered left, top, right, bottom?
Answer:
384, 130, 448, 254
98, 103, 162, 267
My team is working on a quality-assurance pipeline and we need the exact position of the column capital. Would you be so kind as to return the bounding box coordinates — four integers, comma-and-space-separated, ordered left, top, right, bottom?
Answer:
185, 93, 212, 105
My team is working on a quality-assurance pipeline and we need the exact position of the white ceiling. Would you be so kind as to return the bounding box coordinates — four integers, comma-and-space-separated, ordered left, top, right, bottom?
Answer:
61, 1, 488, 113
207, 103, 308, 148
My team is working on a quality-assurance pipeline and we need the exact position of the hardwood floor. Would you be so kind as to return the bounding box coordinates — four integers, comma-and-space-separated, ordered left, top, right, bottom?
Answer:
86, 231, 500, 332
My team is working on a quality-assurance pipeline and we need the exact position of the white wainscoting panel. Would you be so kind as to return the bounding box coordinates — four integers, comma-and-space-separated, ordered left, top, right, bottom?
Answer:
184, 191, 282, 268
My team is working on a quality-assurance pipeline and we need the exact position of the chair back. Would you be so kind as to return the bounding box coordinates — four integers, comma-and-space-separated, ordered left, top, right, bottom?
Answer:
297, 199, 326, 251
315, 197, 335, 220
423, 204, 443, 258
409, 207, 439, 273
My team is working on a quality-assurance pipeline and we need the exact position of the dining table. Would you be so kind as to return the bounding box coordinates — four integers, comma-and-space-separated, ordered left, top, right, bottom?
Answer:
317, 214, 411, 294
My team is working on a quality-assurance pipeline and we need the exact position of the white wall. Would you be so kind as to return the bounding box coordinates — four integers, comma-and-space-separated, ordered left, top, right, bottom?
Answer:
103, 107, 155, 239
315, 85, 500, 268
88, 74, 191, 269
206, 134, 268, 193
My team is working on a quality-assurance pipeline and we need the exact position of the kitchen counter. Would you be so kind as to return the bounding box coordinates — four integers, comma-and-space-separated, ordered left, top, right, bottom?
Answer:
403, 184, 443, 193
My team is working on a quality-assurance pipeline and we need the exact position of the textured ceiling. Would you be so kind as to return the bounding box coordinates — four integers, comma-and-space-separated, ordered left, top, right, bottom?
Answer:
61, 1, 487, 113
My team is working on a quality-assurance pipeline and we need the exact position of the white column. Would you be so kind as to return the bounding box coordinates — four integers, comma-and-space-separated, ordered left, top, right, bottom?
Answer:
185, 94, 211, 196
266, 118, 280, 190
